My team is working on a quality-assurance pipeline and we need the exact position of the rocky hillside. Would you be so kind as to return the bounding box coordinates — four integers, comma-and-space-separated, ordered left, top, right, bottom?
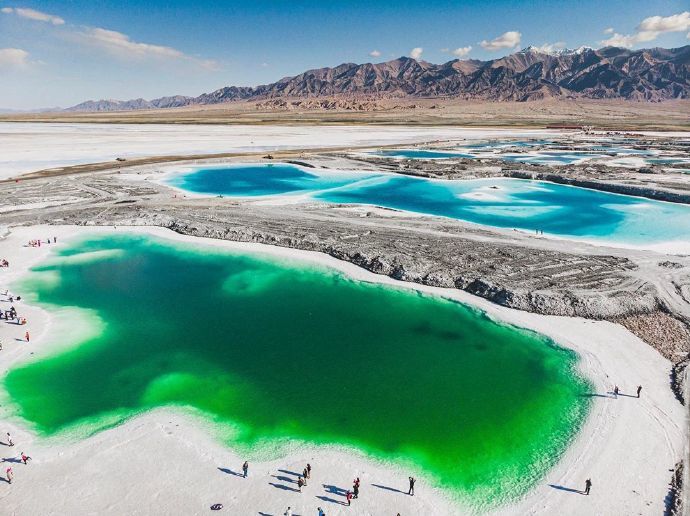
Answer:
66, 45, 690, 111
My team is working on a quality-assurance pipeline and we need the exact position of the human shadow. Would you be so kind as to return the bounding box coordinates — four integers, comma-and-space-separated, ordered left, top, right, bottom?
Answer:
316, 495, 347, 506
0, 477, 8, 484
218, 467, 243, 477
272, 475, 297, 484
1, 457, 21, 464
579, 393, 612, 398
323, 484, 348, 496
268, 482, 299, 493
617, 393, 637, 398
277, 469, 301, 477
548, 484, 583, 494
371, 483, 405, 494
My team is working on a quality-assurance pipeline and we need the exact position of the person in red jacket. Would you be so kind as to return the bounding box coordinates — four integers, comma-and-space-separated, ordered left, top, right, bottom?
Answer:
346, 490, 353, 506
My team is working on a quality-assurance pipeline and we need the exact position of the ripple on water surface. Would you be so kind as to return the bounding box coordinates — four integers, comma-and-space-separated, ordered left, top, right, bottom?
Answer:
3, 234, 590, 507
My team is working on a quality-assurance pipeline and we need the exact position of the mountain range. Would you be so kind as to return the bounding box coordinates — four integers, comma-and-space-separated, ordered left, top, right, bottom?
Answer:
67, 45, 690, 111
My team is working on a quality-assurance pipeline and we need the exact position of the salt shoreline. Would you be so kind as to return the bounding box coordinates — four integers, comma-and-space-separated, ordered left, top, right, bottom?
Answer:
0, 224, 685, 515
151, 160, 690, 255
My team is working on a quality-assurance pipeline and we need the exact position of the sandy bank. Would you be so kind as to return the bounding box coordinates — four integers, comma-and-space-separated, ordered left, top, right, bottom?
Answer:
0, 225, 686, 515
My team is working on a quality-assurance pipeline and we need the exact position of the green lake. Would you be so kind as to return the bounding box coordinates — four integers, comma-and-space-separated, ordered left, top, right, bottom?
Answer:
1, 233, 591, 506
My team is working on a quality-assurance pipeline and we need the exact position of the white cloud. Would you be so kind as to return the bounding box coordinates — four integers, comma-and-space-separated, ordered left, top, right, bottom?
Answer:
533, 41, 566, 53
369, 50, 381, 58
600, 33, 637, 48
410, 47, 423, 59
1, 7, 64, 25
638, 12, 690, 32
0, 47, 29, 68
603, 27, 614, 34
600, 11, 690, 48
82, 28, 185, 58
480, 31, 522, 51
78, 27, 219, 70
2, 6, 217, 70
451, 46, 472, 57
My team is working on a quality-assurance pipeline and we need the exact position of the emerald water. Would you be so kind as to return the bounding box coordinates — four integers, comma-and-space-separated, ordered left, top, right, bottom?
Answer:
3, 234, 591, 505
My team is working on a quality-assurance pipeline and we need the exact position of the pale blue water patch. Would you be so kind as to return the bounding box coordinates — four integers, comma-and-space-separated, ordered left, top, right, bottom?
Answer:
586, 146, 656, 156
646, 157, 690, 165
369, 141, 668, 165
499, 151, 603, 165
166, 163, 381, 197
169, 163, 690, 247
370, 149, 476, 159
371, 146, 606, 165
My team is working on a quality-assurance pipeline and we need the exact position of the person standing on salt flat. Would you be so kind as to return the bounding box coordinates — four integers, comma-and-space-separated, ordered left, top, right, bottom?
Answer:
408, 476, 416, 495
637, 385, 643, 398
6, 432, 13, 446
306, 463, 311, 479
6, 467, 13, 484
20, 452, 31, 465
24, 331, 29, 342
297, 476, 304, 491
303, 467, 309, 483
242, 461, 248, 478
346, 490, 353, 506
284, 507, 292, 516
353, 477, 360, 498
584, 478, 592, 495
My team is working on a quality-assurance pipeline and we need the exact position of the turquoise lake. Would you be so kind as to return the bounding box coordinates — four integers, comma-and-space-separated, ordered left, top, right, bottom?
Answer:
166, 163, 690, 247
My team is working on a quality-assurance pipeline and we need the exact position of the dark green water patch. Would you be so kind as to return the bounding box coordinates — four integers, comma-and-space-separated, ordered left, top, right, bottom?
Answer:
3, 234, 590, 505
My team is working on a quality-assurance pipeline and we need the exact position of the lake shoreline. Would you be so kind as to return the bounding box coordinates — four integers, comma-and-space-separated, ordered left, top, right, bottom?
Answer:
158, 161, 690, 253
0, 224, 685, 515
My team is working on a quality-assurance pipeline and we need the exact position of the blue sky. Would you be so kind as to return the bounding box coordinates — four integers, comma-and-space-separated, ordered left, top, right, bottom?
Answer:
1, 0, 689, 109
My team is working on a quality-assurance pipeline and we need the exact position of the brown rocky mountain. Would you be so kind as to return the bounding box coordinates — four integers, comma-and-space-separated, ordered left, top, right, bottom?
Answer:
66, 45, 690, 111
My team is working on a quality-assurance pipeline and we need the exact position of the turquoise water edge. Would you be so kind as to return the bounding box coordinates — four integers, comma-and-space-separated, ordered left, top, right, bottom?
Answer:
167, 163, 690, 247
